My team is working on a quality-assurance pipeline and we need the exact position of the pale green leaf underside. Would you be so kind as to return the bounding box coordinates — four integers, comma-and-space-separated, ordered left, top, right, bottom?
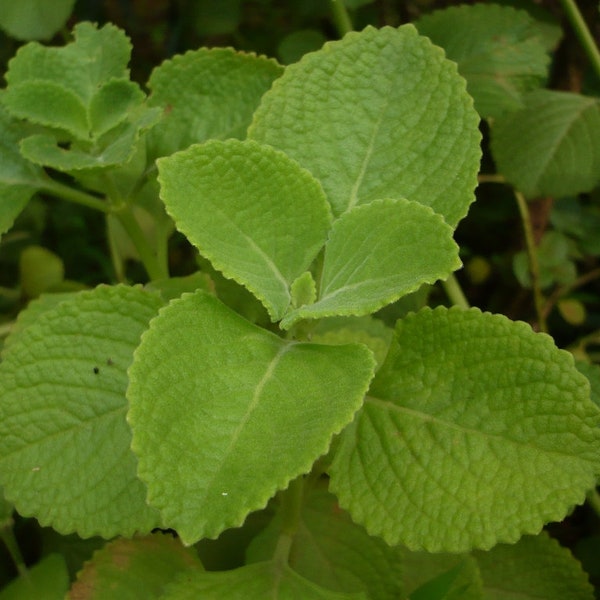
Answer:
0, 0, 76, 41
492, 90, 600, 198
330, 306, 600, 552
281, 199, 460, 329
0, 285, 164, 538
415, 4, 550, 119
127, 291, 375, 545
247, 489, 403, 600
474, 532, 595, 599
162, 561, 366, 600
69, 534, 202, 599
157, 139, 332, 321
147, 47, 283, 158
249, 24, 481, 225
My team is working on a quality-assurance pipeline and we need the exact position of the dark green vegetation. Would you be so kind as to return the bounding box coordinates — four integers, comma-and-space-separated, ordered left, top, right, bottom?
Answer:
1, 1, 600, 598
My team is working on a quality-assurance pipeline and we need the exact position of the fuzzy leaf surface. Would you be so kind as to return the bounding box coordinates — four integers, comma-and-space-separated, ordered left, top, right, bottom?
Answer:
157, 139, 332, 321
330, 306, 600, 552
162, 562, 366, 599
492, 90, 600, 198
249, 25, 480, 225
415, 4, 550, 119
127, 291, 375, 545
147, 48, 283, 157
247, 489, 403, 600
473, 532, 594, 599
68, 534, 202, 600
281, 199, 460, 328
0, 285, 163, 538
0, 0, 76, 40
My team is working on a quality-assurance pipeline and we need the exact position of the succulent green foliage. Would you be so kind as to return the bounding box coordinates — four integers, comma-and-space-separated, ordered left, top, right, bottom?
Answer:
147, 48, 283, 158
0, 285, 164, 538
249, 25, 481, 226
330, 306, 600, 552
0, 0, 75, 41
415, 4, 551, 119
247, 489, 403, 599
127, 291, 375, 545
492, 90, 600, 198
0, 103, 46, 237
473, 532, 595, 599
161, 561, 366, 599
0, 554, 69, 600
280, 199, 460, 329
1, 23, 161, 173
157, 139, 332, 322
69, 534, 202, 599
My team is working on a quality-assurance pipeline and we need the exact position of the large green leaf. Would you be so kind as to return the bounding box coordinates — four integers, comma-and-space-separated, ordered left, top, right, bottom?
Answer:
0, 0, 75, 41
157, 139, 332, 322
415, 4, 551, 119
127, 291, 375, 545
247, 488, 403, 600
330, 307, 600, 552
0, 554, 69, 600
69, 534, 202, 599
491, 90, 600, 198
161, 561, 366, 599
280, 199, 460, 329
249, 25, 481, 225
147, 48, 283, 157
0, 285, 164, 538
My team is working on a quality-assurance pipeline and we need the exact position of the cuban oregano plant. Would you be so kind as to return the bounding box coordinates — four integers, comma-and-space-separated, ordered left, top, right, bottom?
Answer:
0, 14, 598, 599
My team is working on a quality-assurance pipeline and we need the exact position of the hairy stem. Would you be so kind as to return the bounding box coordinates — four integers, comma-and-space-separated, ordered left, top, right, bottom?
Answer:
273, 476, 305, 565
330, 0, 353, 37
39, 179, 111, 214
0, 526, 28, 578
442, 273, 470, 309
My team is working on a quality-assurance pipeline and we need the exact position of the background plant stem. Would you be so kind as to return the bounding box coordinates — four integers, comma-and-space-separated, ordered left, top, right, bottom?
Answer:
442, 273, 470, 309
0, 527, 28, 578
273, 476, 305, 565
40, 179, 110, 214
559, 0, 600, 80
330, 0, 353, 36
515, 191, 547, 333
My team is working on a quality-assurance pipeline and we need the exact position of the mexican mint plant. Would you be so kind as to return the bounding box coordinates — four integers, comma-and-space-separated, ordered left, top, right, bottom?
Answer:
0, 8, 599, 599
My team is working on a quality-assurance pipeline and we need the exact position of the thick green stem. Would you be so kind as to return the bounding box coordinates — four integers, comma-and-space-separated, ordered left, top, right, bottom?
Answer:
0, 527, 27, 578
442, 273, 470, 309
273, 476, 305, 565
515, 191, 547, 332
330, 0, 353, 37
39, 179, 111, 214
559, 0, 600, 81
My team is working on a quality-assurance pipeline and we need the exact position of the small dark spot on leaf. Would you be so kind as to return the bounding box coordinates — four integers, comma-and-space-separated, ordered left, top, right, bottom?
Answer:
107, 358, 114, 366
93, 367, 100, 374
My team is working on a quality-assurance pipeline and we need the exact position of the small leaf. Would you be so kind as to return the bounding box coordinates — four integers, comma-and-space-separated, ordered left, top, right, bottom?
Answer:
127, 291, 375, 545
415, 4, 551, 119
0, 285, 164, 538
0, 554, 69, 600
247, 489, 404, 600
330, 306, 600, 552
157, 139, 332, 322
474, 532, 595, 599
249, 25, 481, 225
19, 245, 65, 298
0, 0, 75, 41
281, 199, 460, 328
491, 90, 600, 198
291, 271, 317, 309
161, 561, 367, 599
147, 47, 283, 158
68, 534, 202, 600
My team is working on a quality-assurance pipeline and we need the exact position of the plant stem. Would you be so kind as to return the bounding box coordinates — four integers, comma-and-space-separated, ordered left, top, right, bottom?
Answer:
273, 476, 305, 565
39, 179, 111, 214
514, 190, 547, 333
586, 488, 600, 520
442, 273, 470, 309
330, 0, 353, 36
559, 0, 600, 81
542, 267, 600, 322
0, 527, 27, 578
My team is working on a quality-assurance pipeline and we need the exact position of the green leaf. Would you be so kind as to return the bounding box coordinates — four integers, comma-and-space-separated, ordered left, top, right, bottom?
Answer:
415, 4, 550, 119
576, 361, 600, 409
19, 245, 65, 298
330, 306, 600, 552
161, 561, 367, 599
249, 25, 481, 225
157, 139, 332, 322
409, 563, 466, 600
0, 103, 46, 237
491, 90, 600, 198
0, 0, 75, 41
281, 199, 460, 328
474, 532, 595, 599
247, 489, 403, 600
127, 291, 375, 545
69, 534, 202, 599
0, 554, 68, 600
0, 285, 164, 538
147, 48, 283, 158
